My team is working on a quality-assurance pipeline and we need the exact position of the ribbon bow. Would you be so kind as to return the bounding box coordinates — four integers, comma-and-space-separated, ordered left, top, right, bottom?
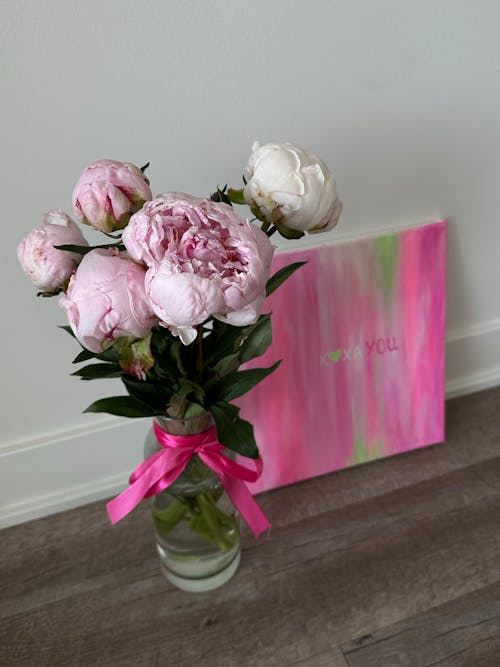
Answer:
106, 421, 271, 537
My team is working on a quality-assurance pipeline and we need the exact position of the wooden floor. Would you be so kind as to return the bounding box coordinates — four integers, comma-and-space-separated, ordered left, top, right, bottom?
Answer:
2, 388, 500, 667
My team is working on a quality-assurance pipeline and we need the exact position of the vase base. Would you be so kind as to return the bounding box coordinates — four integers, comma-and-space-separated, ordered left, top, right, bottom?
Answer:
160, 550, 241, 593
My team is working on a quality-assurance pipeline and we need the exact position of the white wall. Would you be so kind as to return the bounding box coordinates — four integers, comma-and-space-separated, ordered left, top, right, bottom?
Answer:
2, 0, 500, 526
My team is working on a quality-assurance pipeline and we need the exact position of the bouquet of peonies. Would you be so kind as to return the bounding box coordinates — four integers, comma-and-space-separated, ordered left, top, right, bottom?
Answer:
18, 142, 342, 586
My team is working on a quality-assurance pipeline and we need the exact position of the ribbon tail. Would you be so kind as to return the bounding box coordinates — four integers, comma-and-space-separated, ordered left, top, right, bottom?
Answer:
220, 474, 271, 538
106, 450, 189, 525
204, 449, 262, 483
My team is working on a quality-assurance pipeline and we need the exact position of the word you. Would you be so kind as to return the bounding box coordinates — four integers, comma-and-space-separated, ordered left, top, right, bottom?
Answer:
321, 336, 398, 366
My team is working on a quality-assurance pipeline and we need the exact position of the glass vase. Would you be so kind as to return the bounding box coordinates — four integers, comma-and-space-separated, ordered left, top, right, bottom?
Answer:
144, 411, 241, 592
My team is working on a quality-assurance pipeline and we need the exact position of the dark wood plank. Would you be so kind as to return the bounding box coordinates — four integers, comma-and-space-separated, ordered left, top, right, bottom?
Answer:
1, 387, 500, 666
341, 579, 500, 667
292, 648, 349, 666
3, 456, 500, 666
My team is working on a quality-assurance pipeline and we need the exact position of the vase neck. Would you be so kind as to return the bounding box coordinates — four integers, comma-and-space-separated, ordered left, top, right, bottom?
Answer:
155, 411, 214, 436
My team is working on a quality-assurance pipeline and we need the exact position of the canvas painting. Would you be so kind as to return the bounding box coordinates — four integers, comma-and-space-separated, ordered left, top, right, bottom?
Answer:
238, 220, 447, 494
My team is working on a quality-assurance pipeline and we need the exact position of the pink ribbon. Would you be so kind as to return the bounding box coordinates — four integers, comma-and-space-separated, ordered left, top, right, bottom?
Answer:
107, 421, 271, 537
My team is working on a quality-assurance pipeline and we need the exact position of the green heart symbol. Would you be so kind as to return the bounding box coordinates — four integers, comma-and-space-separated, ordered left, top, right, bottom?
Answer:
328, 350, 342, 363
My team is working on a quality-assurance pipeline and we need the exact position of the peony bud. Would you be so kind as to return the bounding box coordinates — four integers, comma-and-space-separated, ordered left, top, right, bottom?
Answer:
116, 336, 155, 381
72, 159, 153, 233
243, 141, 342, 235
17, 210, 88, 293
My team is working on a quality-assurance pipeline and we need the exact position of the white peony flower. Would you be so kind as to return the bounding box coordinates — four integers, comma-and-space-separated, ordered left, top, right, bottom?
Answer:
243, 141, 342, 234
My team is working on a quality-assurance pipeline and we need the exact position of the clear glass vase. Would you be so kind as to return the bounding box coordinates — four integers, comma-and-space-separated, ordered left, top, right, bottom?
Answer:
144, 411, 241, 592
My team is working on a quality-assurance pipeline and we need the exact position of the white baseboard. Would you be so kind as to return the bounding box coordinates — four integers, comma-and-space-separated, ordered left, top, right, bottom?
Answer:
2, 318, 500, 530
445, 365, 500, 399
445, 317, 500, 397
0, 471, 128, 529
0, 419, 149, 529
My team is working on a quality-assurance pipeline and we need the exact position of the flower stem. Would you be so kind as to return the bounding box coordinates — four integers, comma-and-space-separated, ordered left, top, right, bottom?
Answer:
196, 324, 203, 380
195, 493, 238, 550
152, 497, 187, 533
260, 220, 271, 233
153, 488, 239, 550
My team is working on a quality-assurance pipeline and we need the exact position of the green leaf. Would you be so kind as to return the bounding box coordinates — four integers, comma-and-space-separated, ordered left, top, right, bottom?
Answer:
266, 261, 307, 297
274, 221, 305, 240
177, 334, 198, 377
207, 323, 244, 362
72, 349, 95, 364
122, 376, 171, 411
54, 242, 125, 255
95, 347, 119, 363
84, 395, 156, 418
226, 188, 246, 205
223, 418, 258, 458
150, 329, 179, 380
211, 402, 258, 458
170, 340, 187, 375
54, 244, 92, 255
182, 402, 207, 419
210, 185, 231, 205
167, 379, 205, 418
71, 363, 122, 380
209, 360, 281, 402
101, 230, 123, 239
238, 314, 272, 363
59, 325, 76, 338
213, 353, 240, 377
37, 289, 61, 297
211, 400, 240, 423
154, 351, 180, 381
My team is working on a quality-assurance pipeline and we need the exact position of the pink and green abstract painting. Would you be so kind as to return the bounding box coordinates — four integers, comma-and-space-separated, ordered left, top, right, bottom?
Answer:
238, 220, 447, 493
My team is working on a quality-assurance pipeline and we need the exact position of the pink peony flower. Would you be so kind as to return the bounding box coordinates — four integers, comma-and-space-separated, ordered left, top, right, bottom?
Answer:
17, 210, 89, 292
72, 159, 153, 233
123, 193, 274, 333
59, 249, 158, 353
